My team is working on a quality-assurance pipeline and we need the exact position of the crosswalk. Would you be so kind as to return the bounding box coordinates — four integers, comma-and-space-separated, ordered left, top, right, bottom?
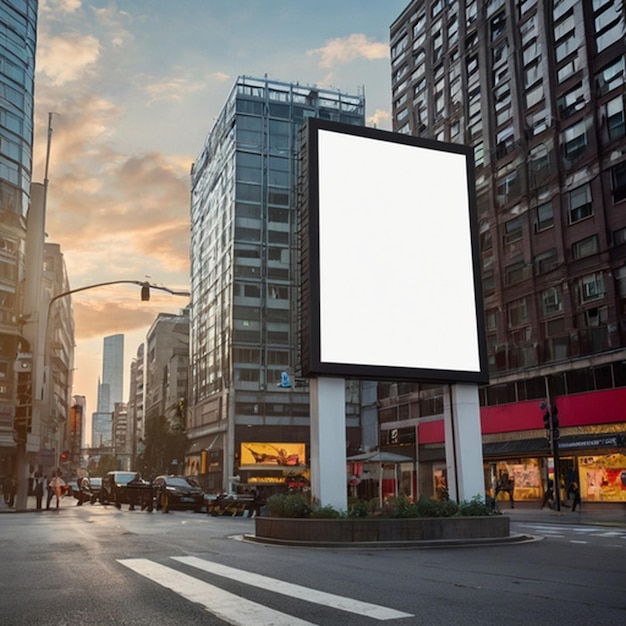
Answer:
516, 522, 626, 545
119, 556, 413, 625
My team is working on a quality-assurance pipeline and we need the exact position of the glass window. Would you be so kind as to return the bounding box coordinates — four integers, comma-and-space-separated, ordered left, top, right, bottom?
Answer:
567, 183, 592, 222
557, 54, 580, 83
496, 169, 519, 206
594, 0, 624, 52
504, 216, 523, 243
579, 273, 605, 303
535, 201, 554, 231
572, 235, 599, 259
557, 83, 585, 119
526, 83, 544, 108
535, 248, 559, 274
541, 287, 563, 316
606, 96, 625, 140
507, 297, 528, 326
596, 56, 625, 95
612, 162, 626, 203
562, 120, 588, 162
506, 261, 527, 285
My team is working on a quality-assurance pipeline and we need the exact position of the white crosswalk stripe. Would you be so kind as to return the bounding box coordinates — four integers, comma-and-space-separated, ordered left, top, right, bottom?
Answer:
119, 556, 414, 624
119, 558, 315, 626
173, 555, 413, 621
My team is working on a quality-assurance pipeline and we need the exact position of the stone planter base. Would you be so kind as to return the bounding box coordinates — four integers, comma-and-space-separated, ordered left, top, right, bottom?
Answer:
253, 515, 511, 546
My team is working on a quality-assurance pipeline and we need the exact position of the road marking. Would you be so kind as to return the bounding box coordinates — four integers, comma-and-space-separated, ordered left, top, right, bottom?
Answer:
118, 558, 315, 626
570, 540, 587, 544
173, 556, 413, 621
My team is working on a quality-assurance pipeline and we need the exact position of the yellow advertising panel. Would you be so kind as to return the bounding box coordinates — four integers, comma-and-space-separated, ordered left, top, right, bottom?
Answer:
240, 442, 306, 468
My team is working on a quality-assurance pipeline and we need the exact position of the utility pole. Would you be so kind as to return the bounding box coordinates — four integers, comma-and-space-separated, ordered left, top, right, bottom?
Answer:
540, 401, 561, 512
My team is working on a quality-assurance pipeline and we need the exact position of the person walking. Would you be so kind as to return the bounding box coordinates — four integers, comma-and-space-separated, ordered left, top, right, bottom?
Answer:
571, 480, 582, 512
540, 478, 554, 509
48, 471, 66, 509
33, 471, 45, 510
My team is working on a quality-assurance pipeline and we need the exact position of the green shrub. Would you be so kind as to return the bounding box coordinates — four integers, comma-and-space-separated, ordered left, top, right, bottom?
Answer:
310, 504, 344, 518
456, 494, 501, 517
265, 492, 311, 518
381, 494, 421, 518
347, 498, 374, 518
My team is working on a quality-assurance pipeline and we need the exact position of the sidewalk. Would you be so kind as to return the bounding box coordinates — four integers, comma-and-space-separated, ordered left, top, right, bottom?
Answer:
0, 495, 75, 513
497, 502, 626, 528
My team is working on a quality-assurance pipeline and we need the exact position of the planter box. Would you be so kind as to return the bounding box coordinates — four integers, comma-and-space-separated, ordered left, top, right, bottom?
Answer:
254, 515, 510, 545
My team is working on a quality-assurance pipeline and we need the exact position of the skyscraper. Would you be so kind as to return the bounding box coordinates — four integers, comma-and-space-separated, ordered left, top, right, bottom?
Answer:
189, 76, 366, 493
386, 0, 626, 504
92, 333, 124, 447
0, 0, 37, 472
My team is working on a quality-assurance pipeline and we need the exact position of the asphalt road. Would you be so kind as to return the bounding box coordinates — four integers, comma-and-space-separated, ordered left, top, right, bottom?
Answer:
0, 503, 624, 625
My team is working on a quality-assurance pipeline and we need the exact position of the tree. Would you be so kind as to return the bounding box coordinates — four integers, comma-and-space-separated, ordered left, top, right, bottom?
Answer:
139, 414, 188, 478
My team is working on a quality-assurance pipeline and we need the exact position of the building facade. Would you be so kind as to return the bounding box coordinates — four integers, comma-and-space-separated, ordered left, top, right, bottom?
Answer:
385, 0, 626, 504
0, 0, 37, 475
189, 76, 367, 494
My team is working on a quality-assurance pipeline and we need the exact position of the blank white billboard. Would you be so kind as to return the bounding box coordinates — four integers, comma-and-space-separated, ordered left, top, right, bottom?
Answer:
302, 119, 488, 384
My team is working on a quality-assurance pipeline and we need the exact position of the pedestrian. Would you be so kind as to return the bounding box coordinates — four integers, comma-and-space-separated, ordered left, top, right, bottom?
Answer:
48, 471, 66, 509
495, 471, 515, 508
34, 471, 45, 510
2, 475, 16, 507
540, 478, 554, 509
571, 480, 582, 512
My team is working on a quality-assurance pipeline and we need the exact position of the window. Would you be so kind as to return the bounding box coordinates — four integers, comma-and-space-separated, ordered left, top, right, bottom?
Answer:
572, 235, 599, 259
486, 308, 498, 331
557, 83, 585, 119
579, 273, 605, 302
507, 298, 528, 326
567, 183, 593, 223
474, 142, 484, 168
535, 248, 559, 274
557, 54, 580, 83
504, 216, 523, 243
529, 144, 549, 185
595, 56, 625, 95
535, 201, 554, 231
541, 287, 563, 316
496, 126, 515, 158
491, 12, 506, 40
562, 120, 588, 162
606, 96, 625, 140
506, 261, 527, 285
614, 227, 626, 245
594, 0, 623, 53
496, 169, 519, 206
612, 162, 626, 203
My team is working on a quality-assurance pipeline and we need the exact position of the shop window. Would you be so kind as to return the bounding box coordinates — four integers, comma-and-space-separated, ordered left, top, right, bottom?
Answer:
517, 376, 545, 401
566, 368, 594, 394
594, 364, 613, 390
572, 235, 599, 260
567, 183, 592, 223
541, 286, 563, 316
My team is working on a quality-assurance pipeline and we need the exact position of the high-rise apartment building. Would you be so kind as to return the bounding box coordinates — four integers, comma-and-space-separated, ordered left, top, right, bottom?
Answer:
0, 0, 37, 475
386, 0, 626, 504
189, 76, 367, 493
91, 333, 124, 447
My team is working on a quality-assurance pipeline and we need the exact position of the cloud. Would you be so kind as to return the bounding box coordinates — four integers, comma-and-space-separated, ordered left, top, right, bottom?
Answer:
41, 0, 82, 14
36, 33, 100, 86
141, 71, 229, 105
308, 34, 389, 69
367, 109, 391, 129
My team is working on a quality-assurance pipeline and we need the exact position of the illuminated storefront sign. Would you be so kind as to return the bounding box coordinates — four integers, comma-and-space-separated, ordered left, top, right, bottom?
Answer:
240, 442, 306, 469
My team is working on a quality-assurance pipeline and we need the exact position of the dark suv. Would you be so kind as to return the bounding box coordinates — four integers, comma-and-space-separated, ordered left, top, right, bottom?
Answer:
101, 471, 153, 511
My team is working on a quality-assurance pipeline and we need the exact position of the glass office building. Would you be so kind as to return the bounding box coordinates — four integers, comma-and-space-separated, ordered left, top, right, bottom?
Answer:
0, 0, 37, 462
189, 76, 366, 493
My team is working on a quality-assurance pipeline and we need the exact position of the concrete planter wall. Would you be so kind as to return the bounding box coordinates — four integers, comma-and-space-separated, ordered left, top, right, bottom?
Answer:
254, 515, 510, 544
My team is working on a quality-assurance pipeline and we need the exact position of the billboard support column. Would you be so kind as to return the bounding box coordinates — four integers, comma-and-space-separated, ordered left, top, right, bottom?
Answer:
310, 376, 347, 511
444, 383, 484, 503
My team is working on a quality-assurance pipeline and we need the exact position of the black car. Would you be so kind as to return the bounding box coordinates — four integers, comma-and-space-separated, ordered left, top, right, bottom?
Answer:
153, 475, 204, 513
101, 471, 153, 511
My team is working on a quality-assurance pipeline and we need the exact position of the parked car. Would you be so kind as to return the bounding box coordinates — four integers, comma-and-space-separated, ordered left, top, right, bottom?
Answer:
153, 475, 204, 513
101, 471, 153, 511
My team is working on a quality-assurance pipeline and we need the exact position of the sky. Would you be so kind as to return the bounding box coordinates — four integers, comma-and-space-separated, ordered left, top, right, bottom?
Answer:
32, 0, 409, 430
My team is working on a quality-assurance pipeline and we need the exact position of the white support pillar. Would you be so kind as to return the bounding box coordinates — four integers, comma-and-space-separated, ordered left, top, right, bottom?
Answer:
310, 376, 347, 511
443, 383, 484, 503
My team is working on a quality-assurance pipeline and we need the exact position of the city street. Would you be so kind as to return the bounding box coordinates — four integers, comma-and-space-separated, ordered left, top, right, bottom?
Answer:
0, 503, 625, 625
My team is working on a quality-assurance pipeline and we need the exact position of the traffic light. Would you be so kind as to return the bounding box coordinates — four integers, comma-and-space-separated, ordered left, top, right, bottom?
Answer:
542, 410, 551, 429
60, 450, 69, 462
551, 404, 559, 428
14, 353, 33, 442
141, 282, 150, 301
